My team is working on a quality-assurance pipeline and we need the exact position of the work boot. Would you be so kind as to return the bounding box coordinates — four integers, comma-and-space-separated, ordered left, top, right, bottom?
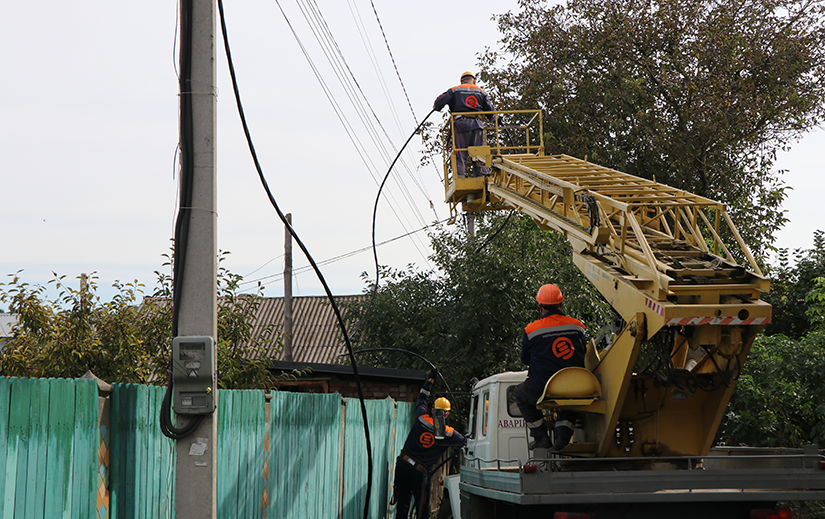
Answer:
528, 423, 552, 450
549, 425, 574, 453
529, 434, 552, 450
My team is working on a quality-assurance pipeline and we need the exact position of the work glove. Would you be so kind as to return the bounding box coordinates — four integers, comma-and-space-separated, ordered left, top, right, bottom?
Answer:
429, 368, 439, 381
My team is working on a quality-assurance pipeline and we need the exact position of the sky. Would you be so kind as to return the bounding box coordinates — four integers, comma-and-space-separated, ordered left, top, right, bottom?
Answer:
1, 0, 823, 307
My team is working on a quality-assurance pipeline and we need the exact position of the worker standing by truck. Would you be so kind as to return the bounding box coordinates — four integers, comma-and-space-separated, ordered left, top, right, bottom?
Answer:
433, 71, 495, 178
515, 283, 588, 451
393, 373, 465, 519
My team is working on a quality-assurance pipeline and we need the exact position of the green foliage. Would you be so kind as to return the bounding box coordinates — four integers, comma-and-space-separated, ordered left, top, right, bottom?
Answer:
726, 331, 825, 447
480, 0, 825, 257
0, 252, 282, 389
726, 273, 825, 448
344, 213, 615, 396
804, 277, 825, 326
765, 230, 825, 338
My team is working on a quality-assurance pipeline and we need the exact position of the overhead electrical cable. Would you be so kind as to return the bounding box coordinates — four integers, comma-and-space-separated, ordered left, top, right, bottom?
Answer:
345, 0, 435, 212
367, 0, 416, 125
216, 3, 373, 518
346, 108, 438, 342
365, 0, 444, 185
238, 219, 447, 290
276, 0, 432, 264
303, 0, 429, 208
295, 0, 430, 232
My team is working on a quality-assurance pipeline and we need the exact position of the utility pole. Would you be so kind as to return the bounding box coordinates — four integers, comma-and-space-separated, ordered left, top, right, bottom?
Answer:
174, 0, 217, 517
467, 213, 476, 238
284, 213, 293, 361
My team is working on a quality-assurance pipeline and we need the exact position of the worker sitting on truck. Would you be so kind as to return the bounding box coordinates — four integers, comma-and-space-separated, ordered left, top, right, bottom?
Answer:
515, 283, 588, 452
433, 71, 495, 178
393, 374, 466, 519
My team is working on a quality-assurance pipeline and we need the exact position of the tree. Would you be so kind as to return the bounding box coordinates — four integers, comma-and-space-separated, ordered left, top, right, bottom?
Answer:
727, 270, 825, 449
764, 230, 825, 338
479, 0, 825, 257
0, 252, 282, 389
344, 213, 616, 399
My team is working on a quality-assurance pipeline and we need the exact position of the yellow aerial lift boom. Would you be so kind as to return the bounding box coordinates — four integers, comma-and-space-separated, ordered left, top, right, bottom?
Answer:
442, 110, 771, 458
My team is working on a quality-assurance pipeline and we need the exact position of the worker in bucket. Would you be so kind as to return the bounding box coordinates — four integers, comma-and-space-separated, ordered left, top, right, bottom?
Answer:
392, 373, 465, 519
433, 71, 495, 178
514, 283, 588, 452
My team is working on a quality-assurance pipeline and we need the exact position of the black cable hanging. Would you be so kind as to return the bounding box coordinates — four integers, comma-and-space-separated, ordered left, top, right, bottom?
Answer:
160, 0, 205, 441
474, 209, 517, 254
346, 109, 437, 341
215, 2, 374, 517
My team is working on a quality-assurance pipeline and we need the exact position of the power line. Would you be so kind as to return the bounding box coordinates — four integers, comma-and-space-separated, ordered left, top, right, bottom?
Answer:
238, 219, 446, 289
276, 0, 433, 263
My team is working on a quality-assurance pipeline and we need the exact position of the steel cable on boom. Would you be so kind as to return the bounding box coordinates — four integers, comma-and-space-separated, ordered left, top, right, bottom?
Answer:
216, 2, 373, 518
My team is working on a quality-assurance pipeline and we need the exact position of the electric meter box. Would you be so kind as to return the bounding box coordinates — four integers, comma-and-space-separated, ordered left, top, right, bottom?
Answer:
172, 336, 216, 415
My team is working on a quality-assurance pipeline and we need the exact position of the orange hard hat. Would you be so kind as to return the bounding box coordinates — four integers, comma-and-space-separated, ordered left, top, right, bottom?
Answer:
460, 71, 476, 81
536, 284, 564, 306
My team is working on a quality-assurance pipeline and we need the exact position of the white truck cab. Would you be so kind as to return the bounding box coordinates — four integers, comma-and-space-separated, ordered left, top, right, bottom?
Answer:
464, 371, 528, 465
442, 371, 528, 518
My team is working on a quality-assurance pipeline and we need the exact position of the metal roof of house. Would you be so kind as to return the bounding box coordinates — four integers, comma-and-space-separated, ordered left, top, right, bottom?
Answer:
250, 295, 366, 364
0, 314, 17, 338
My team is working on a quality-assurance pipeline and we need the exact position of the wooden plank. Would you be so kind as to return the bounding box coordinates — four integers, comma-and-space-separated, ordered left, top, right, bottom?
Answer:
239, 391, 253, 519
44, 378, 74, 517
218, 390, 239, 519
145, 386, 161, 519
71, 379, 97, 519
135, 386, 149, 519
26, 378, 49, 519
10, 378, 32, 519
0, 378, 11, 518
109, 384, 123, 518
124, 384, 138, 519
154, 385, 175, 519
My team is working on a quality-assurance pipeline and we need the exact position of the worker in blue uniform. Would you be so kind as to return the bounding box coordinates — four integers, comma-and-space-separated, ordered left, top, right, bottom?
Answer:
393, 374, 465, 519
515, 283, 588, 452
433, 71, 495, 178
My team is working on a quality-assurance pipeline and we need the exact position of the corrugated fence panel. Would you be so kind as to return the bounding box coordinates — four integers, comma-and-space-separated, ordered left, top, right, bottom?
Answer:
387, 401, 415, 519
0, 377, 8, 519
342, 398, 408, 519
217, 389, 266, 519
268, 392, 342, 519
0, 378, 417, 519
110, 383, 175, 519
0, 377, 97, 518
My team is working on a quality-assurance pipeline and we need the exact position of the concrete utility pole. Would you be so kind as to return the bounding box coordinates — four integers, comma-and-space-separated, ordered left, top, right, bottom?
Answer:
284, 213, 293, 361
175, 0, 218, 517
467, 213, 476, 238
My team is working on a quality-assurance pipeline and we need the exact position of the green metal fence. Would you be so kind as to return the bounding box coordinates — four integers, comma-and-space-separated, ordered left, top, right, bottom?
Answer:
109, 384, 175, 519
0, 378, 416, 519
0, 377, 98, 519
